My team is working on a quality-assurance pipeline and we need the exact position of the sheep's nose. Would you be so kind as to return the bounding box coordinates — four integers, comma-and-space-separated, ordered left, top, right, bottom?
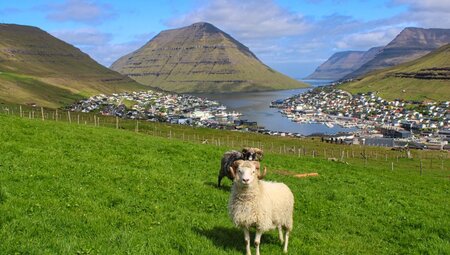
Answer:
243, 178, 250, 183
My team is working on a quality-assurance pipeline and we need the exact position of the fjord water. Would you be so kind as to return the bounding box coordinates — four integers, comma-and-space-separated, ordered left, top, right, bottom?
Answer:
196, 80, 356, 135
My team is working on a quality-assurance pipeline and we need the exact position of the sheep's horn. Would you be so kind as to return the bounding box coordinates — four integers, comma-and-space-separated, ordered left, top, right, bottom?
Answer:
229, 166, 236, 179
258, 166, 267, 179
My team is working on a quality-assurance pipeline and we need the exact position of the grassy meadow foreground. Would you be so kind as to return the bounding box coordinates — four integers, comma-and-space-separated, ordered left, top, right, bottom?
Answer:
0, 114, 449, 254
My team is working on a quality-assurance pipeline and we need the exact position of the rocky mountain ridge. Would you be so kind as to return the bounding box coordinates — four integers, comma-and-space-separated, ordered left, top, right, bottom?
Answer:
344, 27, 450, 79
306, 47, 382, 80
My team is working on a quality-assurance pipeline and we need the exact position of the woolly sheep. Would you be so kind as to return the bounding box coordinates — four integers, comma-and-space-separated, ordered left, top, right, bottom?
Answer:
217, 148, 264, 187
228, 160, 294, 255
218, 150, 243, 187
242, 147, 264, 161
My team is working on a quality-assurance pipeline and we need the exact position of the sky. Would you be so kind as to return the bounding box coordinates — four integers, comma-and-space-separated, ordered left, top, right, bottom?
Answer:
1, 0, 449, 79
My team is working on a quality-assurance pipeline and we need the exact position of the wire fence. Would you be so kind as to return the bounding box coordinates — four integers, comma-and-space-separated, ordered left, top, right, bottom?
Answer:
1, 103, 448, 175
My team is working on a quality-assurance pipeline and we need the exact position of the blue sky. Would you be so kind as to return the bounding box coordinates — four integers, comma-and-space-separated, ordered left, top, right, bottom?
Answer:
1, 0, 449, 78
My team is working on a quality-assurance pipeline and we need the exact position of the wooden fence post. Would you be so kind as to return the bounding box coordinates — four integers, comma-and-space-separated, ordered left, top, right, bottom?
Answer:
420, 159, 423, 175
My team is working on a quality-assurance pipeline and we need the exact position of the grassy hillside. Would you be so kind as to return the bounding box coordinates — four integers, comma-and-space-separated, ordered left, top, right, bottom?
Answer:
0, 113, 448, 254
340, 44, 450, 101
111, 22, 308, 93
0, 24, 146, 108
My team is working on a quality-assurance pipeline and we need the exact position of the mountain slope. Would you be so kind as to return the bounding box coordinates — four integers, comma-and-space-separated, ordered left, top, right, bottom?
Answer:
339, 44, 450, 101
0, 24, 146, 108
306, 47, 382, 80
111, 22, 308, 93
344, 27, 450, 79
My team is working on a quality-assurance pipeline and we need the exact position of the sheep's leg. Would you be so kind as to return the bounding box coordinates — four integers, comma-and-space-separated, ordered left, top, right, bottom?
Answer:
278, 225, 284, 244
255, 231, 262, 255
217, 175, 223, 187
283, 230, 290, 253
244, 228, 251, 255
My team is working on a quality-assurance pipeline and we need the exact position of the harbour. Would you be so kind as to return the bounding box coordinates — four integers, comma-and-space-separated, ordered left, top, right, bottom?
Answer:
194, 80, 357, 135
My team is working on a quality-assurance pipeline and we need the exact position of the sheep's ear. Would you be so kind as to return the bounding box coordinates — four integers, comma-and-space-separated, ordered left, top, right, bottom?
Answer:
252, 161, 260, 170
258, 166, 267, 180
252, 161, 266, 179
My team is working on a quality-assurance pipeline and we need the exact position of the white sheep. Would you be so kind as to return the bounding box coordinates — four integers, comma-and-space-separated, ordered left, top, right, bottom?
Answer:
228, 160, 294, 255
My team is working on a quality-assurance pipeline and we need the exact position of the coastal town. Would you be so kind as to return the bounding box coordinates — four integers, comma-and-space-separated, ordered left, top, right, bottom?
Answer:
69, 90, 251, 129
271, 87, 450, 149
68, 87, 450, 150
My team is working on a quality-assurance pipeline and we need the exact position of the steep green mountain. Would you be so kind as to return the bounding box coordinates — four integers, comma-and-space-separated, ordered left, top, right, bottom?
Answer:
306, 47, 382, 80
344, 27, 450, 80
111, 22, 308, 93
339, 44, 450, 101
0, 24, 146, 108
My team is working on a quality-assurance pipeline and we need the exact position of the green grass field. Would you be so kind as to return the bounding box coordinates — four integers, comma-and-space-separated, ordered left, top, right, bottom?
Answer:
0, 113, 449, 254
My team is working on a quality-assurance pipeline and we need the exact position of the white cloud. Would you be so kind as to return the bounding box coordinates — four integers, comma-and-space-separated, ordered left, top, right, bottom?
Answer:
44, 0, 116, 24
82, 42, 144, 66
50, 27, 153, 67
166, 0, 311, 39
391, 0, 450, 28
393, 0, 450, 12
335, 27, 402, 49
51, 28, 112, 46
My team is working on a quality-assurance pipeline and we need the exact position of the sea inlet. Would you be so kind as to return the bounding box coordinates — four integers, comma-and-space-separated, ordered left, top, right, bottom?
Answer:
194, 80, 356, 136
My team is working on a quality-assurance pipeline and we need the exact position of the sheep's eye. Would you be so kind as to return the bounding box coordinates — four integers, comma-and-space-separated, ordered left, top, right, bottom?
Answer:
252, 170, 255, 174
238, 170, 242, 173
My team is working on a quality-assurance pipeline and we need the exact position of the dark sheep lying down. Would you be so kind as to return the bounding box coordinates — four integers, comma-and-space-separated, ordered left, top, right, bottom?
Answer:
217, 147, 263, 187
